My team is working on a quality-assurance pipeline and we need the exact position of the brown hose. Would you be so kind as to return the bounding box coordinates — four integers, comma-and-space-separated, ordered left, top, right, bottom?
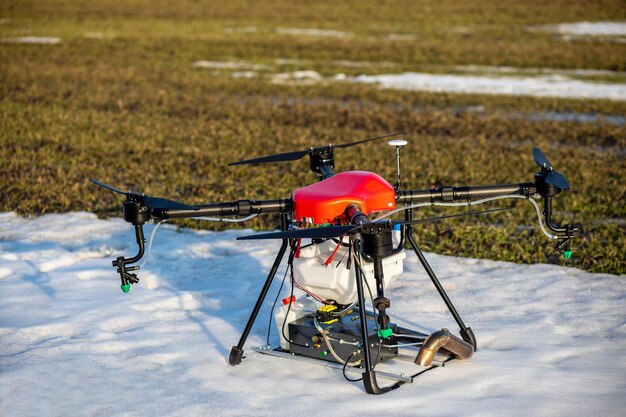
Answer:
415, 329, 474, 366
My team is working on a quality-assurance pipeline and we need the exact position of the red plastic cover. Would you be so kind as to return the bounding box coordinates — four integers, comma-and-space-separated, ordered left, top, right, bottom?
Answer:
292, 171, 396, 224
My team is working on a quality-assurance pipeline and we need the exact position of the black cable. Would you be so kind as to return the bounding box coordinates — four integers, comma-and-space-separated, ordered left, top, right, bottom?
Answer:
266, 263, 290, 346
334, 237, 350, 268
281, 263, 310, 349
331, 237, 351, 247
342, 349, 364, 382
264, 244, 310, 350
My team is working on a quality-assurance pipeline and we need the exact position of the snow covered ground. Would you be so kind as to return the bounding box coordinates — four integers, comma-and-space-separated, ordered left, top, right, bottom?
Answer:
1, 36, 61, 44
1, 212, 625, 417
191, 59, 626, 101
528, 21, 626, 36
352, 72, 626, 101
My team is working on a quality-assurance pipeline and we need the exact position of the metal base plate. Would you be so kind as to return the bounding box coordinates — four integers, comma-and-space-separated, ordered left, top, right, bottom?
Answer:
257, 313, 453, 384
255, 346, 452, 383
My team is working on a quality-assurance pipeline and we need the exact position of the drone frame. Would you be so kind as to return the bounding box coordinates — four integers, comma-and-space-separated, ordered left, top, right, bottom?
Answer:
91, 138, 578, 394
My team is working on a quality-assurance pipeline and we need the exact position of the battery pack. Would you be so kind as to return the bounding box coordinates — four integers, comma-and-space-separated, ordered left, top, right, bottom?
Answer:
288, 310, 398, 366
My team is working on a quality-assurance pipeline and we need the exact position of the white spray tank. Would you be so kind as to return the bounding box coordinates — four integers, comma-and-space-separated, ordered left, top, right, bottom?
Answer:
274, 294, 317, 350
292, 235, 406, 305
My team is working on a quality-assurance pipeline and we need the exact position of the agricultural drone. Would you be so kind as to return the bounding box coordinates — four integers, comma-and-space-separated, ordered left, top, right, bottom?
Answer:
91, 133, 578, 394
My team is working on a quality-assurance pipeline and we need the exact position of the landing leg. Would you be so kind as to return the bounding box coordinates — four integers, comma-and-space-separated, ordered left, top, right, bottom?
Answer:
355, 235, 401, 395
229, 215, 290, 365
405, 224, 477, 350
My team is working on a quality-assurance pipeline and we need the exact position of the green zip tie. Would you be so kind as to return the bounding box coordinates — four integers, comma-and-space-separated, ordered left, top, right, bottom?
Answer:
378, 328, 393, 339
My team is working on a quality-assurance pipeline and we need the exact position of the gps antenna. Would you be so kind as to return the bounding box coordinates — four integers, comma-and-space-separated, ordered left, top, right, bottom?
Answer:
388, 138, 408, 190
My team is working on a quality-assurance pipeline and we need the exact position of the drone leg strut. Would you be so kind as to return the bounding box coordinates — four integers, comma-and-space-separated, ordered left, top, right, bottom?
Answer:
405, 227, 477, 350
354, 243, 400, 395
229, 214, 291, 366
229, 239, 289, 365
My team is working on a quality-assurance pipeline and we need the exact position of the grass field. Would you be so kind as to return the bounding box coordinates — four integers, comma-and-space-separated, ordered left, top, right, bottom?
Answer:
1, 0, 625, 274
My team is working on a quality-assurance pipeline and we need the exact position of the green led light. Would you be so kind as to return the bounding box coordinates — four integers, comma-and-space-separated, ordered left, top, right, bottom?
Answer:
563, 250, 572, 260
121, 284, 131, 293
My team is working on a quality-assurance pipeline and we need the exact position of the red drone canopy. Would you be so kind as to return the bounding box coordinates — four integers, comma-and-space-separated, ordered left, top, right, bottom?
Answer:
292, 171, 396, 224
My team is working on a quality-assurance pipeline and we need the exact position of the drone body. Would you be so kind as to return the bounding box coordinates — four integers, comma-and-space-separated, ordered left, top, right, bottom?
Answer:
91, 133, 578, 394
292, 171, 395, 223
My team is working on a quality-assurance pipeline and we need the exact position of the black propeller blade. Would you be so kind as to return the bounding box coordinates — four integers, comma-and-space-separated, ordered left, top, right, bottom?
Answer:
532, 147, 570, 191
533, 147, 553, 170
333, 132, 404, 149
228, 149, 310, 166
237, 207, 509, 241
544, 171, 570, 191
90, 179, 198, 211
140, 196, 198, 211
228, 132, 406, 166
90, 178, 127, 195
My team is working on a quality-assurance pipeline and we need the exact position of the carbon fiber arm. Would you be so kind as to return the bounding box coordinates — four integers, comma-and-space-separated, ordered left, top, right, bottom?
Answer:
156, 199, 293, 220
396, 183, 536, 205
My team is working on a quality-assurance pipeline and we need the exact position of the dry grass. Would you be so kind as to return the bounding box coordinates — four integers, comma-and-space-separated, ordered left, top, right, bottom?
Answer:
1, 0, 624, 274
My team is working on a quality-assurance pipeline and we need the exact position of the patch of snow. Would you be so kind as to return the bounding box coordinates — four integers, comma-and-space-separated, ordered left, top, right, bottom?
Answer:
276, 27, 354, 39
274, 58, 302, 65
275, 58, 397, 69
194, 58, 626, 101
271, 70, 324, 85
1, 36, 61, 44
191, 60, 266, 70
231, 71, 259, 78
353, 72, 626, 101
0, 212, 625, 416
530, 21, 626, 36
332, 73, 348, 81
0, 267, 11, 279
223, 26, 259, 34
329, 59, 397, 69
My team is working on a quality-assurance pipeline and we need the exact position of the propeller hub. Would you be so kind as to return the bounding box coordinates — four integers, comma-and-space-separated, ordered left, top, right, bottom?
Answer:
532, 147, 570, 193
361, 223, 394, 258
534, 172, 562, 197
123, 200, 150, 225
309, 146, 335, 176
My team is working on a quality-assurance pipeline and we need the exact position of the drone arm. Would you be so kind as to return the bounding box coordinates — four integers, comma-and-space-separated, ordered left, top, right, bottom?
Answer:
157, 198, 293, 220
396, 182, 535, 205
398, 181, 578, 256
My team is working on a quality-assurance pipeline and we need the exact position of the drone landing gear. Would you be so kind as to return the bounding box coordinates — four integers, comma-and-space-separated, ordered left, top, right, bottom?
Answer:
351, 222, 476, 394
229, 215, 476, 395
406, 229, 477, 350
256, 344, 454, 385
229, 213, 290, 366
229, 239, 288, 365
